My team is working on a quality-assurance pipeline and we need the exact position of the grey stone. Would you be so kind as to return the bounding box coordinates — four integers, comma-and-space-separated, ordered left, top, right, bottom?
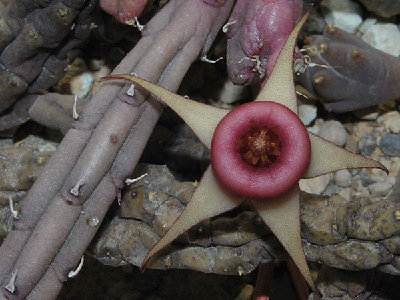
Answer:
385, 111, 400, 134
338, 187, 352, 202
299, 174, 331, 195
318, 120, 348, 147
368, 181, 393, 197
358, 132, 378, 156
361, 22, 400, 56
358, 171, 375, 185
335, 169, 352, 187
380, 133, 400, 156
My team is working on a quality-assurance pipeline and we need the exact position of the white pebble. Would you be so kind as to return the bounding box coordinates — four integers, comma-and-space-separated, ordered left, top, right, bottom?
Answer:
318, 120, 348, 147
338, 187, 352, 202
334, 169, 352, 187
361, 23, 400, 57
321, 0, 363, 33
386, 112, 400, 133
299, 104, 317, 126
368, 181, 393, 197
358, 18, 377, 35
299, 174, 331, 195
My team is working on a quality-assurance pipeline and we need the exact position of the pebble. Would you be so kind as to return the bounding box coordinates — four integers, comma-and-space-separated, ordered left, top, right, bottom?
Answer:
368, 181, 393, 197
358, 132, 378, 156
334, 170, 352, 187
299, 104, 317, 126
379, 133, 400, 156
323, 183, 340, 195
358, 172, 375, 186
387, 175, 396, 186
318, 120, 348, 147
338, 187, 352, 202
383, 112, 400, 134
299, 174, 331, 195
321, 0, 363, 33
361, 22, 400, 57
307, 118, 324, 135
345, 135, 359, 153
358, 18, 377, 35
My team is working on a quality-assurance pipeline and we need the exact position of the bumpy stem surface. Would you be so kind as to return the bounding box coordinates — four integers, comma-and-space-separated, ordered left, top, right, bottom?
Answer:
0, 0, 234, 298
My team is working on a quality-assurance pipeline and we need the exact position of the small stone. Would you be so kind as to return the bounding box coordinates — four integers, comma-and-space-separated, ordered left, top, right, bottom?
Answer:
387, 175, 396, 186
358, 132, 377, 156
321, 0, 363, 33
338, 187, 352, 202
299, 104, 317, 126
361, 23, 400, 57
299, 174, 331, 195
358, 18, 377, 35
334, 170, 352, 187
385, 112, 400, 134
323, 183, 340, 196
380, 133, 400, 156
368, 181, 393, 197
307, 118, 324, 135
318, 120, 348, 147
345, 135, 359, 153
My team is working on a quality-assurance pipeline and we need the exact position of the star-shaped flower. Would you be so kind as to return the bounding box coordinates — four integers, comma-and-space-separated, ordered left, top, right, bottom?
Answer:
104, 15, 386, 292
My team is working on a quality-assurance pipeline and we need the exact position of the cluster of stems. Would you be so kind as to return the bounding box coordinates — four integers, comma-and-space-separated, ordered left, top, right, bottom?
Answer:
0, 0, 234, 298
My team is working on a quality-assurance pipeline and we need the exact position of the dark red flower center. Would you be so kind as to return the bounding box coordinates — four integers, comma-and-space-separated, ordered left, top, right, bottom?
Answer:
236, 122, 281, 168
211, 101, 311, 200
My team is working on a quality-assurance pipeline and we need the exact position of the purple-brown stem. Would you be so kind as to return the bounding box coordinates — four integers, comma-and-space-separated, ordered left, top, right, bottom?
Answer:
0, 0, 235, 298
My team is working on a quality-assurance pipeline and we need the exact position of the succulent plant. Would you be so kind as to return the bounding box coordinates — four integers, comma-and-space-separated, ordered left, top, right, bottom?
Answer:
104, 14, 387, 292
100, 0, 150, 25
226, 0, 303, 85
298, 25, 400, 113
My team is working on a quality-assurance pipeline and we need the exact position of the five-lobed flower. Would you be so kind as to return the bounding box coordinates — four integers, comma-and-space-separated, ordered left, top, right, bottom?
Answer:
103, 14, 387, 292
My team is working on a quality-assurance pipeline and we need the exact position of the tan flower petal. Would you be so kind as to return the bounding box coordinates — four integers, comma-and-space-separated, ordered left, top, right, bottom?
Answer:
303, 133, 388, 178
255, 13, 308, 113
141, 165, 245, 269
250, 185, 316, 292
103, 75, 229, 149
